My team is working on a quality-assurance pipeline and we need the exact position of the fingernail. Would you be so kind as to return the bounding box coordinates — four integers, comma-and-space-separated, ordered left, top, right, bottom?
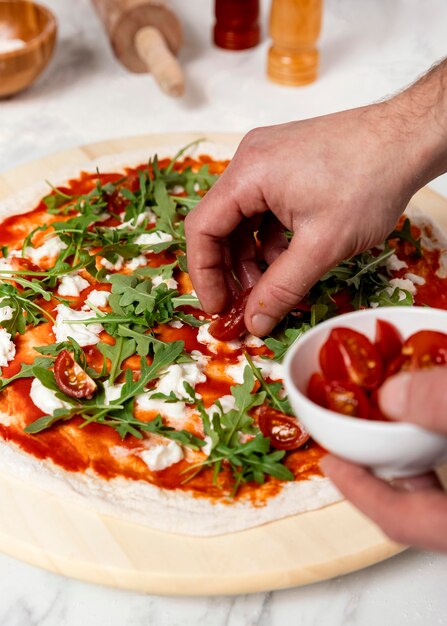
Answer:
379, 372, 411, 419
251, 313, 276, 336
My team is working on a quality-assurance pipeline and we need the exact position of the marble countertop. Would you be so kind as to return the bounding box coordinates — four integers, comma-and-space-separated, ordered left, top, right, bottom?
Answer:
1, 0, 447, 624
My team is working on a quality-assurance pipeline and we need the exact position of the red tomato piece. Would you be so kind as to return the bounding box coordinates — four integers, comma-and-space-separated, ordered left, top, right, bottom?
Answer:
383, 354, 408, 379
332, 290, 354, 314
307, 372, 328, 408
375, 319, 403, 365
257, 405, 309, 450
54, 350, 97, 399
208, 288, 252, 341
11, 256, 40, 281
319, 327, 383, 390
325, 380, 370, 419
402, 330, 447, 369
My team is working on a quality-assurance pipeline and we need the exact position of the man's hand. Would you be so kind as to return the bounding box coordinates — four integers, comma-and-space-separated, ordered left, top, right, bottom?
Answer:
186, 106, 428, 336
185, 62, 447, 337
322, 367, 447, 551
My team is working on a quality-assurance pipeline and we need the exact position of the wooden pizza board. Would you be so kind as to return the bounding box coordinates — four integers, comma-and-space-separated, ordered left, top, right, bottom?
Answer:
0, 133, 445, 596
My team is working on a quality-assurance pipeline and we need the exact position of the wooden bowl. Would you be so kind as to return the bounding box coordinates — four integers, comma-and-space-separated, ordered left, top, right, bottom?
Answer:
0, 0, 57, 98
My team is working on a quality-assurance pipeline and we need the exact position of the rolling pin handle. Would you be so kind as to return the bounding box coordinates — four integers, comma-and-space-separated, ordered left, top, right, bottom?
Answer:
135, 26, 185, 98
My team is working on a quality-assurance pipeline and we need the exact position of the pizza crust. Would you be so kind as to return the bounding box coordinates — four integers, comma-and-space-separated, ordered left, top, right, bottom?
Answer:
0, 430, 341, 536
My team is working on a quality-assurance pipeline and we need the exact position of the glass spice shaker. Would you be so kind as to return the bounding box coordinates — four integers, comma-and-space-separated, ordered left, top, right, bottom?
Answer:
267, 0, 323, 85
214, 0, 260, 50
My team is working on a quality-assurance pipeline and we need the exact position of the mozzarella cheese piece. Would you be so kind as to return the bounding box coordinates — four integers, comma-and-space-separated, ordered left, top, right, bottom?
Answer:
126, 255, 148, 271
253, 356, 283, 381
386, 277, 417, 297
25, 236, 67, 265
136, 395, 187, 420
100, 256, 124, 271
85, 289, 110, 308
135, 232, 173, 246
138, 441, 184, 472
30, 378, 71, 414
53, 304, 103, 346
117, 210, 157, 230
244, 334, 265, 348
136, 353, 207, 419
0, 328, 15, 367
384, 253, 408, 272
207, 394, 237, 415
0, 258, 13, 272
152, 275, 178, 290
197, 322, 241, 353
103, 381, 124, 404
57, 274, 90, 297
169, 320, 184, 329
405, 272, 426, 286
156, 359, 206, 400
226, 355, 283, 384
0, 303, 13, 322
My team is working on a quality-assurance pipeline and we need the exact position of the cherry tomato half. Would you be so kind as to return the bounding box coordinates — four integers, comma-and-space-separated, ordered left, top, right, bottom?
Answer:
402, 330, 447, 369
325, 380, 370, 419
319, 327, 383, 390
257, 405, 309, 450
307, 372, 328, 408
375, 319, 403, 366
54, 350, 97, 399
208, 288, 252, 341
11, 256, 40, 281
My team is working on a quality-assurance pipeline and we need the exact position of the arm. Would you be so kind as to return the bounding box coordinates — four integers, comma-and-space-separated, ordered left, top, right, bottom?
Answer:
185, 58, 447, 551
185, 58, 447, 336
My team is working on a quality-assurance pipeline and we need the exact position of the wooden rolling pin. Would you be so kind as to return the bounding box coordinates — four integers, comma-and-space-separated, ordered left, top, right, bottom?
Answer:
92, 0, 184, 97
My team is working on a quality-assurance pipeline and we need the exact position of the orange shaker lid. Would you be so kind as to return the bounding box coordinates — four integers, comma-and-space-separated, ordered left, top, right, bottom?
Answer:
214, 0, 260, 50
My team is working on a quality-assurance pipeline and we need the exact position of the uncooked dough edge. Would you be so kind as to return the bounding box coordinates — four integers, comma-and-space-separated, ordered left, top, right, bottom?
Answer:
0, 433, 341, 536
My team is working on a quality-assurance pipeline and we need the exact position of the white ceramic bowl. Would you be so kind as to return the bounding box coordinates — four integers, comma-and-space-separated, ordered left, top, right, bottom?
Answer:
283, 307, 447, 478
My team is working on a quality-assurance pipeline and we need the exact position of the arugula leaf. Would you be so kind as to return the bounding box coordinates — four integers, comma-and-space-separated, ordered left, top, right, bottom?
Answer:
265, 327, 307, 362
98, 337, 137, 384
370, 287, 413, 307
388, 217, 422, 256
25, 407, 80, 434
0, 358, 52, 391
243, 353, 292, 414
182, 369, 294, 495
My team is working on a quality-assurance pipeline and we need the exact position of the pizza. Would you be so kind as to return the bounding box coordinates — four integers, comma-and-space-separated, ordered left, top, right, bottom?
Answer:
0, 142, 446, 537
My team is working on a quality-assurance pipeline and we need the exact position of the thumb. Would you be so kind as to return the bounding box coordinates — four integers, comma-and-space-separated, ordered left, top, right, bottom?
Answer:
379, 366, 447, 434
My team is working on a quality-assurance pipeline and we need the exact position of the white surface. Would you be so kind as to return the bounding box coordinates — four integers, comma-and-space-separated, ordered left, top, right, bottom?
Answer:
1, 0, 447, 622
283, 307, 447, 477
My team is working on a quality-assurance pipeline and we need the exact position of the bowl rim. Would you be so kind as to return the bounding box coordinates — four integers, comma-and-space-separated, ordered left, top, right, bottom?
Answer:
283, 306, 447, 437
0, 0, 57, 58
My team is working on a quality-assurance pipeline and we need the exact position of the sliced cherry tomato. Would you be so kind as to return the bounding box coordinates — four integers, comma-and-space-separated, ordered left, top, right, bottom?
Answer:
375, 319, 403, 365
319, 327, 382, 390
402, 330, 447, 368
325, 380, 370, 419
11, 256, 40, 281
307, 372, 328, 408
257, 405, 309, 450
54, 350, 97, 399
332, 290, 355, 314
208, 288, 252, 341
383, 354, 408, 379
